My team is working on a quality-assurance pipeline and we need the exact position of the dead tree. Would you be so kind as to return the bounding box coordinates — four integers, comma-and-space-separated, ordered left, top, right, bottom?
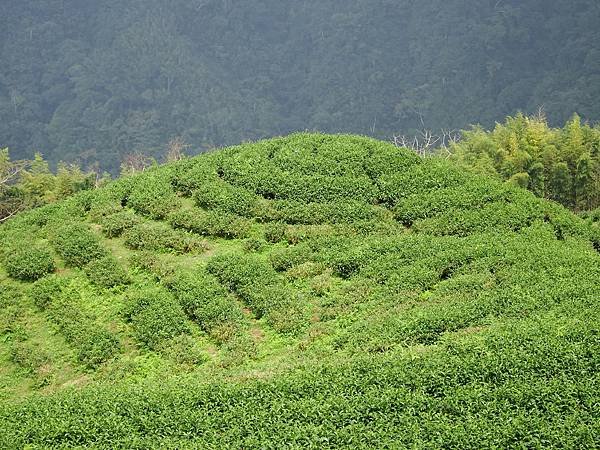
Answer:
393, 128, 461, 158
165, 136, 190, 162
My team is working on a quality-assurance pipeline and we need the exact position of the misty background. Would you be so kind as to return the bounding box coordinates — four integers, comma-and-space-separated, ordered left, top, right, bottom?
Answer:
1, 0, 599, 173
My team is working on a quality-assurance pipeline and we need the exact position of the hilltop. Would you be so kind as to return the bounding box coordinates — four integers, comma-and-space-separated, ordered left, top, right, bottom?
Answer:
0, 134, 599, 448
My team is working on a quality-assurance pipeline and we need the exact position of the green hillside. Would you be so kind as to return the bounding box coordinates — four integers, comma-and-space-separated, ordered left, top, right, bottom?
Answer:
1, 134, 599, 448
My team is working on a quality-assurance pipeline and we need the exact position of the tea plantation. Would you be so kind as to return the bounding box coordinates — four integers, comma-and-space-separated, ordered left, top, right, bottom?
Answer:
0, 134, 599, 448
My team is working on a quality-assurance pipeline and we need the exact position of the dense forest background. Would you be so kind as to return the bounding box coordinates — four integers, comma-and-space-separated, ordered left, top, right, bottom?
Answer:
1, 0, 600, 173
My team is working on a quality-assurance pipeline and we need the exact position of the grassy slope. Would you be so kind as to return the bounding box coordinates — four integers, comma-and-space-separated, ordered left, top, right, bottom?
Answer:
0, 133, 599, 448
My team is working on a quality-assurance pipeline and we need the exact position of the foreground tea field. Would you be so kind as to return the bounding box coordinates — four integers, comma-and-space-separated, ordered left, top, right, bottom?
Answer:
1, 134, 599, 448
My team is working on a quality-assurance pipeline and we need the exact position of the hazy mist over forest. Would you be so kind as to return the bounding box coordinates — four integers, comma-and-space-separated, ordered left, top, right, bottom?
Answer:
1, 0, 600, 172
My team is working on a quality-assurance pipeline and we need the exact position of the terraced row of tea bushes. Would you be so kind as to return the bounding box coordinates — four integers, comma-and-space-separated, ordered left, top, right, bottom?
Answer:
126, 171, 182, 219
188, 171, 387, 225
207, 253, 310, 334
123, 221, 208, 254
49, 222, 107, 267
168, 208, 252, 239
123, 286, 190, 350
128, 251, 177, 281
9, 340, 54, 388
30, 276, 120, 368
223, 165, 379, 204
269, 244, 314, 272
2, 246, 55, 281
331, 226, 600, 352
0, 283, 54, 387
83, 255, 130, 289
164, 272, 246, 344
216, 133, 419, 180
208, 143, 380, 204
279, 135, 419, 178
393, 180, 517, 225
86, 176, 137, 221
98, 209, 143, 238
193, 178, 259, 217
265, 223, 343, 245
127, 253, 250, 350
376, 159, 470, 207
1, 307, 597, 448
261, 200, 389, 225
169, 153, 220, 196
411, 201, 592, 239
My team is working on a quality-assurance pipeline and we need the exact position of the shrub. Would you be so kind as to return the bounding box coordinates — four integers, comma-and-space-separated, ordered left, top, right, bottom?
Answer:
47, 296, 120, 369
269, 244, 313, 272
268, 200, 384, 225
168, 208, 252, 239
165, 273, 244, 342
207, 254, 279, 295
89, 201, 123, 223
200, 211, 252, 239
125, 287, 190, 350
127, 173, 182, 219
193, 179, 258, 216
0, 282, 23, 309
99, 210, 142, 238
220, 332, 257, 367
159, 334, 208, 367
49, 223, 107, 267
84, 255, 129, 288
123, 222, 207, 253
207, 253, 309, 334
30, 275, 66, 309
264, 222, 287, 243
243, 237, 266, 253
76, 329, 121, 369
128, 252, 176, 280
4, 247, 55, 281
10, 342, 52, 386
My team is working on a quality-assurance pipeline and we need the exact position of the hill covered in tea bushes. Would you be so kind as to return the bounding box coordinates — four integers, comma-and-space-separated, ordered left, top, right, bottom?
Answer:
0, 134, 599, 448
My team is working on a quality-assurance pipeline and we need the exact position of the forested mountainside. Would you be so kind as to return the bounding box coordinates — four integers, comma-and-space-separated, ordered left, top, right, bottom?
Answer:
1, 134, 599, 447
1, 0, 599, 172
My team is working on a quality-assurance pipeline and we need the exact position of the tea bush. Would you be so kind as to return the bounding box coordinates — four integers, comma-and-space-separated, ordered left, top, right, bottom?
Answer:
170, 155, 218, 196
165, 272, 244, 342
47, 296, 120, 368
88, 201, 123, 223
49, 223, 107, 267
4, 246, 55, 281
127, 172, 182, 219
261, 199, 384, 225
168, 208, 251, 239
99, 209, 142, 238
84, 255, 130, 288
125, 287, 190, 350
128, 251, 177, 280
242, 237, 266, 253
123, 221, 207, 253
159, 334, 208, 367
10, 342, 50, 378
264, 221, 287, 243
376, 159, 469, 206
193, 179, 258, 217
269, 243, 313, 272
207, 253, 309, 333
30, 274, 66, 309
